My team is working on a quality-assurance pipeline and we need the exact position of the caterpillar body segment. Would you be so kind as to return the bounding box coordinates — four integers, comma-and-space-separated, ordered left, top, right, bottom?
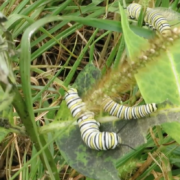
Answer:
127, 3, 172, 36
103, 96, 157, 120
64, 88, 121, 150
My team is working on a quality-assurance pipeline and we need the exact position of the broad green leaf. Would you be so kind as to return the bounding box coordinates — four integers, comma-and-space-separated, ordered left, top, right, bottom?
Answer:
162, 122, 180, 144
56, 123, 122, 180
54, 105, 180, 180
73, 63, 101, 97
136, 38, 180, 104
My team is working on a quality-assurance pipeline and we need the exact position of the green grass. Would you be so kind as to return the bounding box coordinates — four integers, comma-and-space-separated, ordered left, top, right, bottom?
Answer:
0, 0, 180, 180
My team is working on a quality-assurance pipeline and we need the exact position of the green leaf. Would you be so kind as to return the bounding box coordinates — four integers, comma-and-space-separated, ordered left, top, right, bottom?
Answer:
55, 106, 180, 180
136, 38, 180, 104
73, 62, 101, 96
56, 124, 121, 180
162, 122, 180, 144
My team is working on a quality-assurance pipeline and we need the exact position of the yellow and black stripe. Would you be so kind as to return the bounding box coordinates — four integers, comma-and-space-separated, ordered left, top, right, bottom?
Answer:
127, 3, 172, 36
65, 88, 120, 150
103, 96, 157, 120
65, 88, 157, 150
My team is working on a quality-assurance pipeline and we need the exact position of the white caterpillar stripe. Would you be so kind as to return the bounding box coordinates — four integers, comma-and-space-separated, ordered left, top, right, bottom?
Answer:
103, 96, 157, 120
127, 3, 172, 36
64, 88, 121, 150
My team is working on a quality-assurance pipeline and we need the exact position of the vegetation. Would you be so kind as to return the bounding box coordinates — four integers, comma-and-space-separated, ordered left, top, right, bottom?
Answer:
0, 0, 180, 180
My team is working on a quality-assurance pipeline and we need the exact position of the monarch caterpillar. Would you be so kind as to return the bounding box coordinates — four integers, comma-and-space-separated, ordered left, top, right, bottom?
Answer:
65, 88, 157, 150
65, 88, 121, 150
103, 96, 157, 120
127, 3, 172, 36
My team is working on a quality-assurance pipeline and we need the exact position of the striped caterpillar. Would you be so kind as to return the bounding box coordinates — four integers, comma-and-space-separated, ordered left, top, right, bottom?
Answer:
65, 88, 157, 150
127, 3, 172, 36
